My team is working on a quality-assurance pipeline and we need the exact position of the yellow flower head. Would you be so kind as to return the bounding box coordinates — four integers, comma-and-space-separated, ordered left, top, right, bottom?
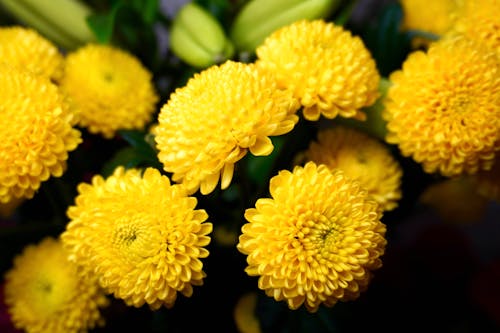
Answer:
383, 36, 500, 177
0, 64, 81, 203
0, 26, 64, 81
447, 0, 500, 55
256, 19, 380, 121
400, 0, 460, 46
303, 126, 403, 211
61, 167, 212, 310
155, 60, 299, 195
4, 237, 108, 333
237, 162, 387, 312
60, 44, 159, 138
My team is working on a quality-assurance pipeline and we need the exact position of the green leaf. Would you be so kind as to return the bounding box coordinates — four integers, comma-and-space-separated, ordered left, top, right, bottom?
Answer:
86, 2, 123, 43
118, 129, 158, 157
131, 0, 159, 24
245, 136, 285, 188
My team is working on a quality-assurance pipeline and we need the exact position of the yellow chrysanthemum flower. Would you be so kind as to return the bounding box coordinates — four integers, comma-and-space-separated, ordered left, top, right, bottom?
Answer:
0, 64, 81, 203
400, 0, 460, 46
303, 126, 403, 211
4, 237, 108, 333
237, 162, 387, 312
447, 0, 500, 55
0, 26, 64, 81
383, 36, 500, 177
155, 60, 299, 195
255, 19, 380, 121
61, 167, 212, 310
59, 44, 159, 138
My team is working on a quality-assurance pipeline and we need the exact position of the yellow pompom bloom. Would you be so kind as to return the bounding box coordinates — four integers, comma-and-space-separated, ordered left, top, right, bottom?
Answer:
0, 64, 81, 203
60, 44, 159, 138
400, 0, 460, 46
61, 167, 212, 310
384, 37, 500, 177
447, 0, 500, 55
237, 162, 387, 312
4, 237, 108, 333
0, 26, 64, 81
155, 60, 299, 195
256, 19, 380, 122
303, 126, 403, 211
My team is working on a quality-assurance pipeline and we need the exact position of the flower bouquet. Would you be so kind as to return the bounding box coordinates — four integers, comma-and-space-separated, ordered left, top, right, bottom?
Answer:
0, 0, 499, 332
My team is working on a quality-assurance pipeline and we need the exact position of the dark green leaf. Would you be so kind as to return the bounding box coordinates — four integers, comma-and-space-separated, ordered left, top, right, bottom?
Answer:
86, 2, 123, 43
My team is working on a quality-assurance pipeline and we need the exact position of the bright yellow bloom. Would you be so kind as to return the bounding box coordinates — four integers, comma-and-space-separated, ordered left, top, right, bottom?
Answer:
400, 0, 460, 46
0, 63, 81, 203
303, 126, 403, 211
237, 162, 386, 312
155, 60, 299, 195
256, 19, 380, 121
4, 237, 108, 333
233, 292, 261, 333
420, 177, 489, 224
447, 0, 500, 55
384, 36, 500, 177
0, 26, 64, 81
61, 167, 212, 310
60, 44, 159, 138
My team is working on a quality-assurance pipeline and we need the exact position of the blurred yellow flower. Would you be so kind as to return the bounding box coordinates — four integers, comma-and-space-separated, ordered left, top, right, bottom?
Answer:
4, 237, 108, 333
447, 0, 500, 54
234, 292, 261, 333
256, 19, 380, 121
303, 126, 402, 211
237, 162, 386, 312
384, 36, 500, 177
60, 44, 159, 138
0, 26, 64, 81
420, 177, 489, 224
155, 60, 299, 195
471, 154, 500, 202
61, 167, 212, 310
0, 63, 81, 203
400, 0, 460, 46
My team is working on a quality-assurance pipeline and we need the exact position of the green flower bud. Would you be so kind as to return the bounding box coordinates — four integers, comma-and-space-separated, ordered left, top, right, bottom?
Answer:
229, 0, 342, 53
170, 3, 234, 69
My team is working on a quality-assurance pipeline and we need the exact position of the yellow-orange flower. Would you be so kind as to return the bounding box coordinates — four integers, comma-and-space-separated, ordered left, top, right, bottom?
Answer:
400, 0, 460, 46
256, 19, 380, 121
237, 162, 386, 312
61, 167, 212, 310
0, 26, 64, 81
303, 126, 402, 211
447, 0, 500, 54
59, 44, 159, 138
4, 237, 108, 333
383, 36, 500, 177
155, 60, 299, 195
0, 63, 81, 203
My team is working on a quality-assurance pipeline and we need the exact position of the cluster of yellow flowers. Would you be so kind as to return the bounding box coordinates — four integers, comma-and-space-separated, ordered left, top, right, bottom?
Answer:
388, 0, 500, 214
2, 17, 395, 331
3, 0, 498, 330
